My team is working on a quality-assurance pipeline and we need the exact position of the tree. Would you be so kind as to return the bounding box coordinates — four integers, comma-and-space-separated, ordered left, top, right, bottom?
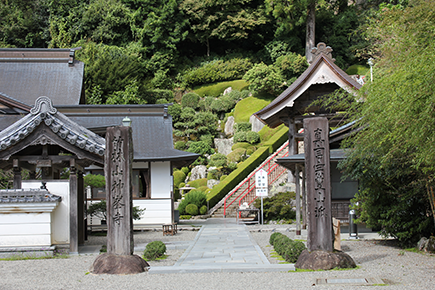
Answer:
180, 0, 268, 56
335, 0, 435, 246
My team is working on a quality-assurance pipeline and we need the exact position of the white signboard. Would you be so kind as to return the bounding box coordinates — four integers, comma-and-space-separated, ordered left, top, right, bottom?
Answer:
255, 169, 268, 197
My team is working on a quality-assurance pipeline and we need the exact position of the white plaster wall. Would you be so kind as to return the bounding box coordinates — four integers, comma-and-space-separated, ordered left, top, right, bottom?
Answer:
150, 162, 171, 199
22, 181, 70, 245
133, 199, 172, 224
0, 210, 53, 247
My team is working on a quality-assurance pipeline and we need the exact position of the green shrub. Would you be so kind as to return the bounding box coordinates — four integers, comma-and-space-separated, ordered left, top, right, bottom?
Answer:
234, 122, 251, 133
233, 131, 247, 143
181, 92, 200, 108
269, 232, 306, 263
274, 53, 307, 82
186, 204, 199, 215
269, 232, 282, 245
284, 240, 306, 263
84, 174, 105, 188
174, 141, 186, 151
246, 131, 260, 144
199, 205, 207, 215
173, 170, 186, 189
189, 178, 207, 189
227, 148, 247, 163
178, 190, 207, 214
181, 167, 189, 175
243, 62, 285, 95
180, 215, 192, 220
253, 192, 296, 222
144, 241, 166, 260
209, 153, 227, 167
183, 58, 253, 87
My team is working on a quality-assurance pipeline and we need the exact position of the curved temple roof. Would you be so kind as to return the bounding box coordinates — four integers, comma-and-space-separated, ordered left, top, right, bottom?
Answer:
0, 97, 105, 159
254, 43, 362, 128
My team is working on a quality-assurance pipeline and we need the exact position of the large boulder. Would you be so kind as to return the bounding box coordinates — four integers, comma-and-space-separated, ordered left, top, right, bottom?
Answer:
295, 250, 356, 270
225, 116, 235, 136
223, 87, 232, 95
250, 114, 265, 133
189, 165, 207, 181
214, 137, 234, 156
417, 236, 435, 253
91, 253, 149, 274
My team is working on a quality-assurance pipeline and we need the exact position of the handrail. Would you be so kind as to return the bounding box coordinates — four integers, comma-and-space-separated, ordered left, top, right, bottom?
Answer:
223, 141, 289, 216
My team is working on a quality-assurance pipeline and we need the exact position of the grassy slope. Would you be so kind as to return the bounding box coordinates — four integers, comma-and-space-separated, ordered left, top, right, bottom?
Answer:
194, 80, 249, 97
233, 94, 272, 123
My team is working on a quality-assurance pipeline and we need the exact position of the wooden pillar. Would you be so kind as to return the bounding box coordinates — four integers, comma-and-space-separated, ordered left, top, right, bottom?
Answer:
304, 117, 333, 252
302, 166, 307, 230
13, 159, 21, 189
288, 117, 297, 183
69, 159, 78, 254
295, 164, 301, 235
78, 171, 85, 245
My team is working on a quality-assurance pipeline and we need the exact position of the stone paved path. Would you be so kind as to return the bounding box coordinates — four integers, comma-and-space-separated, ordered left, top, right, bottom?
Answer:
148, 218, 295, 274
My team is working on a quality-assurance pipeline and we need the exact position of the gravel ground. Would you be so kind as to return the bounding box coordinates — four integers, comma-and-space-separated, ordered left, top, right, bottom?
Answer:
1, 224, 434, 290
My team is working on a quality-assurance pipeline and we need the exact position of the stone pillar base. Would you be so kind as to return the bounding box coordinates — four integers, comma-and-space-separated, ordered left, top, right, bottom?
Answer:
295, 249, 356, 270
91, 253, 149, 274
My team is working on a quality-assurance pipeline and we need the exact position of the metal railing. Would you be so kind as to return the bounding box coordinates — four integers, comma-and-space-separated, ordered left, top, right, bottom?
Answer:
223, 141, 289, 217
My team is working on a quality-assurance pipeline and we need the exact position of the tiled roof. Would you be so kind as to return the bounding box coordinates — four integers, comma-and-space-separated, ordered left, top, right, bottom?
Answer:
0, 188, 61, 203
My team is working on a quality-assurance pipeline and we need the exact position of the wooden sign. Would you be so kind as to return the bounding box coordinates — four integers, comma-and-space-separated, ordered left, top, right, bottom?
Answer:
303, 117, 333, 252
105, 126, 134, 255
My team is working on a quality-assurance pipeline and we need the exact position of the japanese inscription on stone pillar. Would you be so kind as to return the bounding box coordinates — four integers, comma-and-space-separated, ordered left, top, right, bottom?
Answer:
105, 126, 134, 255
303, 117, 333, 252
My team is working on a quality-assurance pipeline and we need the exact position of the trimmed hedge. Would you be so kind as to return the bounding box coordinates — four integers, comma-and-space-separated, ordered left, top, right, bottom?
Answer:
207, 147, 269, 207
143, 241, 166, 260
269, 232, 306, 263
261, 125, 288, 153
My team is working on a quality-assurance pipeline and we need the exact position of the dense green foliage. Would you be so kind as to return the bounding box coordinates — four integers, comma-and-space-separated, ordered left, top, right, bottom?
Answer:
253, 191, 296, 222
320, 0, 435, 246
143, 241, 166, 260
185, 204, 199, 215
0, 0, 392, 104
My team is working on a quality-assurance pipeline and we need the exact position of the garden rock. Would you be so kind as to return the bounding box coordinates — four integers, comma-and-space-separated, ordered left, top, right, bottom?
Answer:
223, 87, 232, 95
207, 179, 220, 189
295, 250, 356, 270
214, 137, 234, 155
418, 237, 428, 251
91, 253, 149, 274
189, 165, 207, 181
225, 116, 235, 136
250, 114, 265, 133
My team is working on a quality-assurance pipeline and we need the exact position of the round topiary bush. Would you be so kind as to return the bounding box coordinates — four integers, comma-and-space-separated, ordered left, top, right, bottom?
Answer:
144, 241, 166, 260
186, 204, 199, 215
199, 205, 207, 215
284, 240, 306, 263
246, 131, 260, 144
181, 92, 200, 108
269, 232, 282, 245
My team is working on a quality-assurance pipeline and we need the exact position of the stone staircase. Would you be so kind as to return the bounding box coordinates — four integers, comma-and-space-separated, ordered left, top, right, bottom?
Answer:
210, 141, 289, 218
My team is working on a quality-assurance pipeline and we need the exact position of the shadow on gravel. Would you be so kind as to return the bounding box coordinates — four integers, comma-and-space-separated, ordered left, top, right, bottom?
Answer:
355, 253, 388, 263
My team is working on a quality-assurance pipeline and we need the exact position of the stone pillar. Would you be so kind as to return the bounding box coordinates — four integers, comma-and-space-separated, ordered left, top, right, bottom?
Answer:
303, 117, 333, 252
105, 126, 134, 255
69, 160, 78, 254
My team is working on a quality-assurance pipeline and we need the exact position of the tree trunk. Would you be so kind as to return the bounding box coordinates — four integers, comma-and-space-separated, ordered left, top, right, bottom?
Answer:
305, 1, 316, 64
